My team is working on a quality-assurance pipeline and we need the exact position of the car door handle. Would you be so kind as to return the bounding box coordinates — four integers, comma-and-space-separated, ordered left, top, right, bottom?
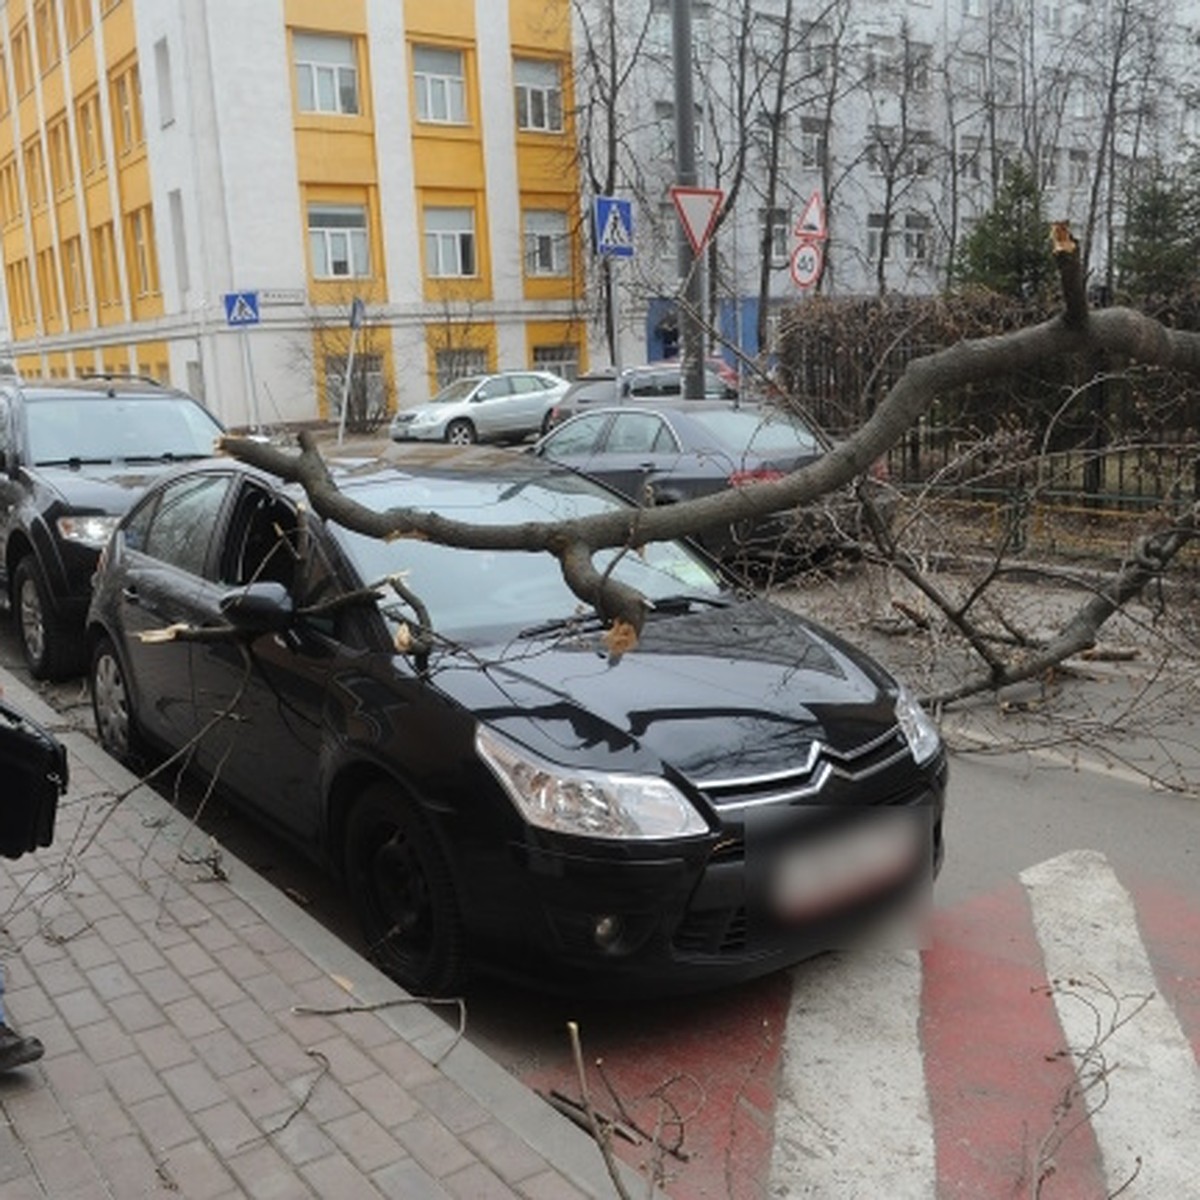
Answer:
121, 585, 141, 606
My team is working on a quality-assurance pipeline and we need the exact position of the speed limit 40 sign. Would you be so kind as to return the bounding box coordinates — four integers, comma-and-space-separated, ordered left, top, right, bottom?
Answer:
790, 239, 823, 289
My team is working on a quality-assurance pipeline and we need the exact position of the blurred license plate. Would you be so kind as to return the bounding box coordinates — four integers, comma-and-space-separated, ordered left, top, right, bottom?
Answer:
771, 811, 922, 920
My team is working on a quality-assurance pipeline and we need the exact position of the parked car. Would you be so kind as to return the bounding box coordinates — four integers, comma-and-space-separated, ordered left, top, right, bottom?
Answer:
0, 374, 225, 679
389, 370, 569, 445
546, 362, 737, 428
86, 444, 945, 996
533, 398, 857, 563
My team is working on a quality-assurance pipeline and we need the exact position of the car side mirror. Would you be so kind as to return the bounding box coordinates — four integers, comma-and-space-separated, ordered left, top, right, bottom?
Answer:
219, 581, 294, 632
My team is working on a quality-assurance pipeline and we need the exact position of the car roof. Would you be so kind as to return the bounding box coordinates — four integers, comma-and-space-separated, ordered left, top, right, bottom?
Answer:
10, 376, 194, 400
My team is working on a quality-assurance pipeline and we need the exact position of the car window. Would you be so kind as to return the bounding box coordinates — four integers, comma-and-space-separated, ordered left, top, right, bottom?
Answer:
0, 396, 10, 459
686, 408, 822, 455
133, 473, 231, 577
628, 372, 659, 397
431, 377, 481, 404
603, 412, 671, 454
218, 482, 300, 589
332, 470, 723, 640
24, 396, 222, 464
510, 374, 544, 394
477, 377, 512, 400
540, 412, 609, 456
564, 378, 616, 404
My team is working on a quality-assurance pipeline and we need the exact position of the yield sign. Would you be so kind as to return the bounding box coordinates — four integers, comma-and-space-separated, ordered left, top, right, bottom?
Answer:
670, 185, 724, 255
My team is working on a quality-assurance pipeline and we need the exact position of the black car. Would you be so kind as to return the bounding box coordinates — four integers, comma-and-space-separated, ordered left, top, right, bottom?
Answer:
86, 444, 945, 996
0, 374, 225, 679
533, 399, 836, 561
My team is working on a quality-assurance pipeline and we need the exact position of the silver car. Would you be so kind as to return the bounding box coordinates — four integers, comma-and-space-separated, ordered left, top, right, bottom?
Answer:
390, 371, 569, 445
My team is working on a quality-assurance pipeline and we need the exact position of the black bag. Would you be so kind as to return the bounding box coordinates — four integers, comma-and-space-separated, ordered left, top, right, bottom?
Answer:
0, 698, 67, 860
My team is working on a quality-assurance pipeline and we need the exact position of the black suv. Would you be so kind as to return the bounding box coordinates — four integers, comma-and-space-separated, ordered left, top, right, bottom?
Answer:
0, 373, 224, 679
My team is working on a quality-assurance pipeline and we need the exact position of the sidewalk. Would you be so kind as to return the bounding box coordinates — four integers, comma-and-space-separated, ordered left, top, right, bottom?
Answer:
0, 667, 639, 1200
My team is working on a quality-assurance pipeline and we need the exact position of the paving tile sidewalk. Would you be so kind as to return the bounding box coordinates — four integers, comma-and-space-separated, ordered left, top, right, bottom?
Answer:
0, 668, 638, 1200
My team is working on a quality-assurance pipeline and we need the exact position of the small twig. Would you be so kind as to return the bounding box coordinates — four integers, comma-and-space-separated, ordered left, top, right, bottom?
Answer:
291, 994, 467, 1065
567, 1020, 634, 1200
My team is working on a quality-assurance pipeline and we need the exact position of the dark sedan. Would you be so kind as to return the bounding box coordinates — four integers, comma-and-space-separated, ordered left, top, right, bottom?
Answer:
532, 399, 835, 562
86, 445, 945, 996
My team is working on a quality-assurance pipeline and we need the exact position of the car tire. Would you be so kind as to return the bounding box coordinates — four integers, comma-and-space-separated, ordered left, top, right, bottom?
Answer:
13, 555, 86, 681
343, 781, 467, 995
444, 419, 476, 446
90, 635, 145, 765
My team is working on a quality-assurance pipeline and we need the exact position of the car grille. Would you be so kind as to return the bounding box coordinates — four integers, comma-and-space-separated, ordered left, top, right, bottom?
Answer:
695, 726, 913, 812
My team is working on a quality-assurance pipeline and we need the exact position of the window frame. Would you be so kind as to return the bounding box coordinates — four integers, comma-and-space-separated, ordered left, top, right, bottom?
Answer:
514, 58, 563, 133
293, 31, 361, 116
308, 202, 371, 279
413, 45, 467, 125
424, 206, 477, 278
522, 208, 569, 276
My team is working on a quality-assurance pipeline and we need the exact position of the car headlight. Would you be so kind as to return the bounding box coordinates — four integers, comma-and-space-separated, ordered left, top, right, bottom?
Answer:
411, 411, 438, 426
57, 514, 121, 549
476, 726, 709, 840
894, 686, 941, 766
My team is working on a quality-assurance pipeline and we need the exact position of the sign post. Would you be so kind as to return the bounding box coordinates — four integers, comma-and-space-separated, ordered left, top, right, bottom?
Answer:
594, 197, 634, 373
337, 297, 366, 446
223, 291, 261, 428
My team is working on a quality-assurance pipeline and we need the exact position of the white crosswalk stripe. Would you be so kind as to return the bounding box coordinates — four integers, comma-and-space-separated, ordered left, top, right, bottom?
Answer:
769, 850, 1200, 1198
1022, 850, 1200, 1198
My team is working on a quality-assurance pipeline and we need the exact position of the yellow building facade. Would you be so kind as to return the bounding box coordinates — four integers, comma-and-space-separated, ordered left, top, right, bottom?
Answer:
0, 0, 588, 427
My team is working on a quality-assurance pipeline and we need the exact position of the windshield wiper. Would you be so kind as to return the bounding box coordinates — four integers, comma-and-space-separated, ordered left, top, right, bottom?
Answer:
120, 452, 211, 464
517, 611, 610, 640
34, 456, 115, 467
644, 593, 733, 615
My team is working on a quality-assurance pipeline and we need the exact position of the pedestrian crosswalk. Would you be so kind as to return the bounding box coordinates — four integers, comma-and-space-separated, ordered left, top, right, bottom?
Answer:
770, 850, 1200, 1199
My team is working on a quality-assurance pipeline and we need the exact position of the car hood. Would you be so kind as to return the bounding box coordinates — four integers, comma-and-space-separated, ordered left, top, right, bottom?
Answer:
432, 599, 901, 787
30, 462, 178, 512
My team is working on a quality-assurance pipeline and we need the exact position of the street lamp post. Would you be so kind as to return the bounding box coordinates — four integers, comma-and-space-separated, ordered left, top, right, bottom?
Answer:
672, 0, 705, 399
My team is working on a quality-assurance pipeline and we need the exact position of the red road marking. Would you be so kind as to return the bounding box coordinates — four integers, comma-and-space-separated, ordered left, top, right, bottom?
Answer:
922, 885, 1108, 1199
1130, 879, 1200, 1068
519, 972, 791, 1200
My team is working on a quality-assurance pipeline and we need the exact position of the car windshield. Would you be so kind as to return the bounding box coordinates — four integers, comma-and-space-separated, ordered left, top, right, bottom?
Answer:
26, 397, 223, 465
332, 467, 725, 641
686, 408, 821, 456
429, 377, 481, 405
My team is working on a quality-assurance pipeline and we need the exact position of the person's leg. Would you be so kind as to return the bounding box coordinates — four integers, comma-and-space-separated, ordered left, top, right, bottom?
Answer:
0, 960, 45, 1071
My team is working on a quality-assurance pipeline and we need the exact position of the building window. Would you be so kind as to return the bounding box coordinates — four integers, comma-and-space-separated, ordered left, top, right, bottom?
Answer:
92, 221, 121, 307
904, 214, 931, 262
64, 236, 86, 311
0, 158, 22, 224
533, 344, 579, 380
127, 205, 160, 297
0, 51, 8, 117
1068, 148, 1088, 186
905, 43, 932, 93
523, 209, 568, 276
514, 59, 563, 132
867, 126, 896, 174
293, 32, 359, 115
760, 208, 789, 265
11, 24, 33, 96
413, 46, 466, 124
77, 91, 105, 175
23, 138, 46, 209
65, 0, 93, 45
867, 212, 891, 261
308, 204, 370, 277
800, 118, 826, 169
35, 1, 61, 73
5, 258, 34, 325
435, 347, 487, 388
48, 118, 72, 194
155, 38, 175, 126
424, 206, 476, 277
169, 189, 189, 293
111, 63, 144, 156
37, 247, 60, 320
326, 354, 385, 420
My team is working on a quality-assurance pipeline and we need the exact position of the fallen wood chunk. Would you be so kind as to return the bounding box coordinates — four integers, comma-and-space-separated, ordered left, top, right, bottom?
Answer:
1076, 646, 1140, 662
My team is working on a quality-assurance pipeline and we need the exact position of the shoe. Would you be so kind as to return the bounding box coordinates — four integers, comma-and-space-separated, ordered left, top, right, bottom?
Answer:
0, 1022, 44, 1071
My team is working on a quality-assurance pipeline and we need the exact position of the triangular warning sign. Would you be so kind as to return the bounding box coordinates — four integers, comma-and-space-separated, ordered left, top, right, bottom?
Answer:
794, 190, 827, 240
230, 296, 257, 323
670, 186, 724, 255
600, 204, 632, 251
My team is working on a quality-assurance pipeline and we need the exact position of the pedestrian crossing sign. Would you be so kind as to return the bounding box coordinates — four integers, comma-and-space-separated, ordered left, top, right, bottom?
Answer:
594, 196, 634, 258
223, 291, 261, 327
